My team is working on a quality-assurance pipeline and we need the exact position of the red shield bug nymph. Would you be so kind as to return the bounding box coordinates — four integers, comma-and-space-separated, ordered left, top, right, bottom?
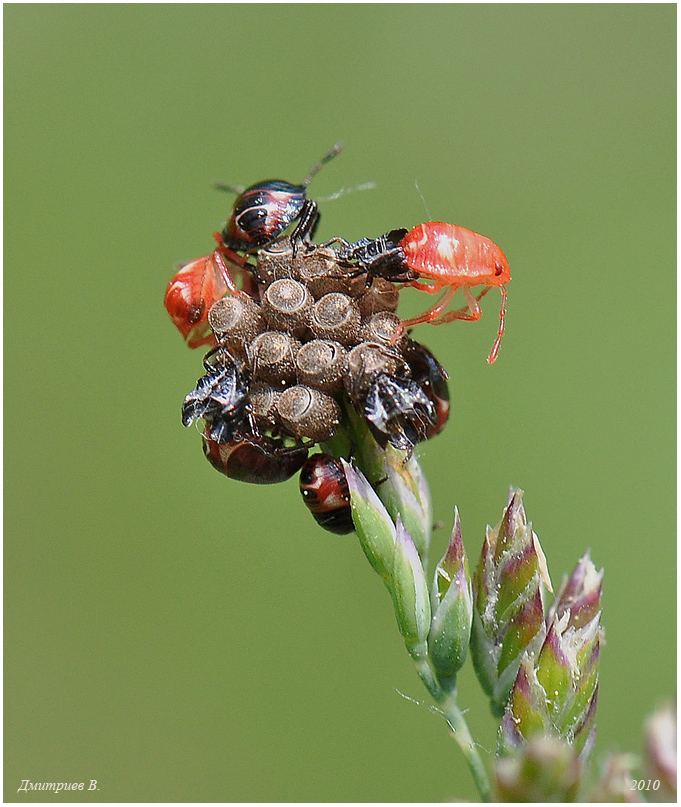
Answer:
398, 222, 511, 364
299, 453, 354, 534
203, 433, 309, 485
164, 255, 228, 348
216, 144, 343, 253
403, 340, 450, 438
164, 246, 258, 348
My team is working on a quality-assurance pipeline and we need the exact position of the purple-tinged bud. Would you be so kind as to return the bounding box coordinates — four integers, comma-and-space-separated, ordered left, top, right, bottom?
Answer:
644, 702, 676, 801
428, 508, 472, 690
548, 551, 603, 630
498, 554, 604, 762
495, 735, 582, 802
471, 489, 553, 715
391, 517, 431, 660
499, 602, 602, 762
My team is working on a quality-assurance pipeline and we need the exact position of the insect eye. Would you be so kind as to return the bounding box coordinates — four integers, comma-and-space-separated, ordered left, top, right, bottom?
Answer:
494, 262, 503, 276
188, 302, 205, 323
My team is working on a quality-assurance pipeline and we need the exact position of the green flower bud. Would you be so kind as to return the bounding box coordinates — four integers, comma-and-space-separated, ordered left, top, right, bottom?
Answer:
382, 445, 433, 563
342, 460, 395, 584
495, 735, 582, 802
499, 603, 602, 761
499, 554, 604, 761
346, 406, 432, 561
391, 517, 431, 660
471, 489, 553, 715
428, 508, 472, 691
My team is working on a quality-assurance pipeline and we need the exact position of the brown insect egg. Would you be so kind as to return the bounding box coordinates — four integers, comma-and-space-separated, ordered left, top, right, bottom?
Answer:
208, 295, 266, 359
344, 342, 407, 402
294, 246, 354, 299
356, 277, 400, 318
295, 340, 348, 394
248, 381, 283, 426
276, 386, 341, 443
262, 278, 314, 331
309, 293, 361, 346
360, 311, 406, 348
255, 238, 299, 287
250, 331, 301, 386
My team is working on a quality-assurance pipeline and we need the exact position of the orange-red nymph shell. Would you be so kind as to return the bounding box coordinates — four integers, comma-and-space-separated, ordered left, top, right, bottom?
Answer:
164, 255, 226, 348
400, 222, 510, 289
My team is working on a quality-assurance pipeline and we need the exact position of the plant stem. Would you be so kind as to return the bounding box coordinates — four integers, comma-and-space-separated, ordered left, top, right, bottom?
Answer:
411, 655, 491, 801
343, 420, 491, 800
411, 654, 443, 701
439, 690, 492, 802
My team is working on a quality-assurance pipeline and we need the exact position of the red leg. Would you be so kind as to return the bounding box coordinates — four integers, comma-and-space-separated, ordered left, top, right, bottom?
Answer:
211, 233, 260, 299
212, 232, 250, 269
487, 285, 507, 365
433, 286, 486, 324
210, 250, 241, 296
401, 286, 455, 327
407, 280, 442, 294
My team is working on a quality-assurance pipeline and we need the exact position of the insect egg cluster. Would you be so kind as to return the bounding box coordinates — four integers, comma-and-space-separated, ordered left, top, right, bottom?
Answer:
165, 146, 516, 531
183, 237, 449, 462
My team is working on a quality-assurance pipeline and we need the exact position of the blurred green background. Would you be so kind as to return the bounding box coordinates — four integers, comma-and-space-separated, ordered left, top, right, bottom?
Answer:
5, 5, 675, 802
